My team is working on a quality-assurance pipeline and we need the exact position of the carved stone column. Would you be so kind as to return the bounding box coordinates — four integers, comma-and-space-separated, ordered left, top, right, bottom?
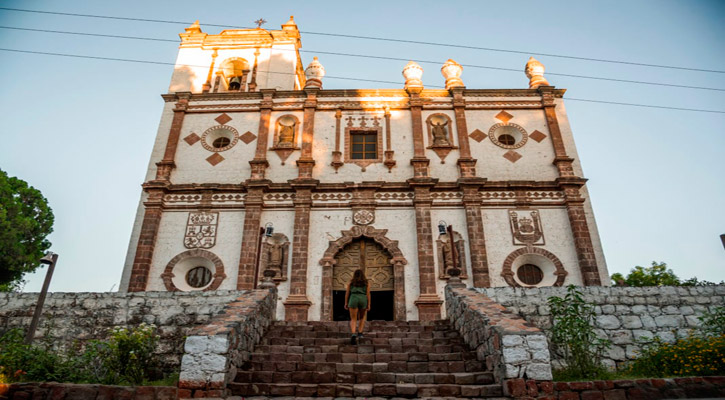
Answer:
460, 181, 490, 287
236, 186, 265, 290
450, 87, 477, 178
410, 181, 443, 320
284, 181, 316, 320
155, 92, 190, 181
128, 188, 164, 292
296, 88, 318, 179
539, 86, 602, 285
249, 89, 274, 180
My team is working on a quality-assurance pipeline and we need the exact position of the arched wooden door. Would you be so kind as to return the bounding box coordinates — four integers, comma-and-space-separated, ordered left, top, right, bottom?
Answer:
332, 238, 394, 321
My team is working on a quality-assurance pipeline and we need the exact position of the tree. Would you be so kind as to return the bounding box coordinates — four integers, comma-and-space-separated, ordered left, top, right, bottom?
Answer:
0, 169, 54, 291
611, 261, 681, 286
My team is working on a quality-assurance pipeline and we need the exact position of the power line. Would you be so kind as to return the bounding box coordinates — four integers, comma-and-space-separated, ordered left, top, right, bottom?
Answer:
1, 6, 723, 75
2, 25, 723, 93
1, 47, 723, 115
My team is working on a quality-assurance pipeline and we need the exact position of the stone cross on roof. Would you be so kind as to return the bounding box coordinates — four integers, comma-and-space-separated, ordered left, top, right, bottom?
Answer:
254, 18, 267, 28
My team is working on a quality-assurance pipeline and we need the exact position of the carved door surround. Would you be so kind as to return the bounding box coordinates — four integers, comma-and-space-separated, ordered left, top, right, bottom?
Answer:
319, 225, 408, 321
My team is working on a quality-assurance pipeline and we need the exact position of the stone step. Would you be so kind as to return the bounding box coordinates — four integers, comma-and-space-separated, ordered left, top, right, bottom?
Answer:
258, 337, 466, 347
234, 370, 494, 385
245, 359, 485, 374
272, 320, 452, 327
249, 350, 477, 363
263, 329, 462, 339
228, 382, 504, 398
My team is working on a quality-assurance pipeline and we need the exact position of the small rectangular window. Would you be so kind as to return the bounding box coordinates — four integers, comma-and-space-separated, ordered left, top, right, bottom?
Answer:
350, 131, 377, 160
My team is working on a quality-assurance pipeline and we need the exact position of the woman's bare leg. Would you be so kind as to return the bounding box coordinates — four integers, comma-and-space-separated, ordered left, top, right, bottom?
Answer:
358, 310, 367, 333
349, 308, 358, 334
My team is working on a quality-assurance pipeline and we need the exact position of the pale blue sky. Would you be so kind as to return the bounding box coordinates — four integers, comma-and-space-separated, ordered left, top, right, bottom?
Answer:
1, 0, 723, 292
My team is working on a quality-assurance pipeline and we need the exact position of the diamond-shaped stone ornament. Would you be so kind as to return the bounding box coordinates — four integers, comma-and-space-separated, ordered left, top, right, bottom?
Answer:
469, 129, 487, 143
206, 153, 224, 166
184, 133, 201, 145
495, 110, 514, 123
240, 131, 257, 144
529, 130, 547, 143
503, 150, 522, 163
215, 113, 232, 125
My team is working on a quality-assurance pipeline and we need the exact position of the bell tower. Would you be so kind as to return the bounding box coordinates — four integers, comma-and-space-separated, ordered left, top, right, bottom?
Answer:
169, 16, 305, 93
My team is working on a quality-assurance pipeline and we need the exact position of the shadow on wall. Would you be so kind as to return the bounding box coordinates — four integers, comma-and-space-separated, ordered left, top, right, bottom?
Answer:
169, 65, 200, 93
262, 52, 296, 90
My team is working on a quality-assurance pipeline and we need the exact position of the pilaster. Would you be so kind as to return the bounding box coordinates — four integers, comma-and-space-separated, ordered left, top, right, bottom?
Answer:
459, 178, 491, 287
284, 179, 318, 320
249, 89, 275, 180
128, 189, 164, 292
155, 92, 191, 181
409, 178, 442, 320
236, 185, 266, 290
450, 88, 477, 178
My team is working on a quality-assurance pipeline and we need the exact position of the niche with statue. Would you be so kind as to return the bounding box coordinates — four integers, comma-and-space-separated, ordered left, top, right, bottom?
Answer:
426, 113, 458, 163
259, 233, 290, 284
436, 230, 468, 280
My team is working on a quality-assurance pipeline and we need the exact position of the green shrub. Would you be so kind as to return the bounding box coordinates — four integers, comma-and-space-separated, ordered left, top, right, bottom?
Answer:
699, 306, 725, 337
0, 323, 159, 385
548, 285, 612, 380
628, 334, 725, 377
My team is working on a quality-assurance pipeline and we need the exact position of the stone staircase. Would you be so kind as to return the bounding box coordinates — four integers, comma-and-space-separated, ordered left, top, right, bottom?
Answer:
228, 320, 504, 398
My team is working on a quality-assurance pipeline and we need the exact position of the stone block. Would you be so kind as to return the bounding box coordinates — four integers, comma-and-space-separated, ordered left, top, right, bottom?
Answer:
621, 316, 642, 329
525, 363, 553, 380
207, 335, 229, 354
503, 346, 530, 363
655, 315, 684, 327
184, 336, 207, 354
526, 334, 548, 350
632, 330, 653, 341
596, 315, 621, 329
641, 315, 657, 328
502, 334, 524, 347
610, 330, 633, 345
200, 353, 228, 371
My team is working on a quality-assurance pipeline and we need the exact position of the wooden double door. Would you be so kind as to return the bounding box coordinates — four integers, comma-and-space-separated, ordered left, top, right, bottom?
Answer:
332, 238, 394, 321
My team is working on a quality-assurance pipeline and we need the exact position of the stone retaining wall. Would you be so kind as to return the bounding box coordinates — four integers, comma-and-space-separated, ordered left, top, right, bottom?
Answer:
445, 285, 553, 381
504, 376, 725, 399
178, 288, 277, 398
1, 383, 176, 400
0, 290, 245, 373
476, 285, 725, 369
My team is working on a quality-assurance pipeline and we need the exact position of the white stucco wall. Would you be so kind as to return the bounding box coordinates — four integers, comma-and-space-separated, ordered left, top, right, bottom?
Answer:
146, 210, 245, 291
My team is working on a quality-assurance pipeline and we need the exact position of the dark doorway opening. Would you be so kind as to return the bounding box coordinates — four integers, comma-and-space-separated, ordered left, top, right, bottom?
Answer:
332, 290, 394, 321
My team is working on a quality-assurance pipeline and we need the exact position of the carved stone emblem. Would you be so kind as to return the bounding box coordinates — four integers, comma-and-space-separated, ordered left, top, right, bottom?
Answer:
352, 209, 375, 225
509, 209, 544, 245
184, 212, 218, 249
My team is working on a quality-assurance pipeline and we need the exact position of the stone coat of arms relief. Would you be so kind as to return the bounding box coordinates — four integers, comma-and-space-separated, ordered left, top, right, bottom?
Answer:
184, 212, 219, 249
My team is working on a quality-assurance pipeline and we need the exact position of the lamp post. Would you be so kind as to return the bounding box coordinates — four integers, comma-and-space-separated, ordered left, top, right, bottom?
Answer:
25, 252, 58, 344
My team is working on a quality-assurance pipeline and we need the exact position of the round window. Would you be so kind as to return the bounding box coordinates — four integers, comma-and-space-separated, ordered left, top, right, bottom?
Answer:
488, 123, 528, 149
201, 125, 239, 152
498, 134, 516, 145
186, 266, 212, 288
213, 137, 231, 149
517, 264, 543, 285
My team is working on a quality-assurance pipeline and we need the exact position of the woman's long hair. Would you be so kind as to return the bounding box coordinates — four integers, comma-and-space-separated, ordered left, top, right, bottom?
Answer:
350, 269, 368, 288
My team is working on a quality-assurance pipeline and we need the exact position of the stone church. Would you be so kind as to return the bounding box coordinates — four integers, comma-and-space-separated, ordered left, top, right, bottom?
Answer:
120, 17, 608, 322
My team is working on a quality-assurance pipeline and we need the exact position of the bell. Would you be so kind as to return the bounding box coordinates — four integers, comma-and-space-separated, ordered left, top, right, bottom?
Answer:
228, 76, 242, 90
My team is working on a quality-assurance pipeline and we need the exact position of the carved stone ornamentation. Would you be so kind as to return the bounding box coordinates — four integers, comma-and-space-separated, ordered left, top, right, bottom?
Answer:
304, 57, 325, 89
259, 233, 289, 283
509, 209, 545, 245
436, 231, 468, 280
525, 57, 550, 89
352, 209, 375, 225
425, 113, 458, 163
270, 114, 301, 164
402, 61, 424, 93
441, 59, 464, 90
184, 212, 218, 249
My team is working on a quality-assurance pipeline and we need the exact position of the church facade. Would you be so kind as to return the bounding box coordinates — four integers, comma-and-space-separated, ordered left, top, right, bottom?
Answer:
120, 17, 608, 321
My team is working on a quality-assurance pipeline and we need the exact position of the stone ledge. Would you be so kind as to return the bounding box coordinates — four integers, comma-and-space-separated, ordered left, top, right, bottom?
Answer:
445, 285, 553, 382
2, 382, 176, 400
178, 288, 277, 398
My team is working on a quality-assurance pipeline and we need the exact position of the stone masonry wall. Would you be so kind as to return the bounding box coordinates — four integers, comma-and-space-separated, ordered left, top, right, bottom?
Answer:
476, 285, 725, 369
445, 285, 553, 382
0, 290, 246, 373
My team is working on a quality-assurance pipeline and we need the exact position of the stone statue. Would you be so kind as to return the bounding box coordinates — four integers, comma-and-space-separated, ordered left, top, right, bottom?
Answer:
267, 242, 283, 270
432, 121, 449, 146
277, 123, 294, 147
442, 239, 454, 269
